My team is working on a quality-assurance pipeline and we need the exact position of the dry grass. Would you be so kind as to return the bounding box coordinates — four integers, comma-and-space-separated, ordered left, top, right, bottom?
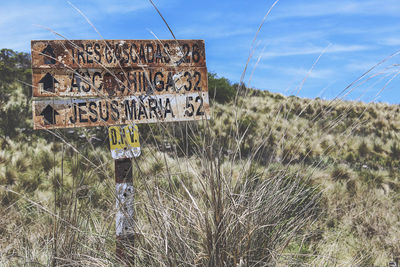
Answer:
1, 1, 400, 266
1, 83, 400, 265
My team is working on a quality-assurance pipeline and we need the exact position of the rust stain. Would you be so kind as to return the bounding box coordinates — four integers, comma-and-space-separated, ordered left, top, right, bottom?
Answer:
31, 40, 206, 69
31, 39, 210, 130
33, 92, 210, 129
32, 67, 208, 97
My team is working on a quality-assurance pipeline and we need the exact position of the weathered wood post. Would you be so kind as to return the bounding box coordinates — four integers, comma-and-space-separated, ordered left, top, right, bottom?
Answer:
115, 158, 135, 264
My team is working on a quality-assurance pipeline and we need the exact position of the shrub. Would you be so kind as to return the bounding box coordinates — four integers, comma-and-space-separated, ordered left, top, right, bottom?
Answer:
37, 150, 55, 173
331, 164, 351, 181
0, 49, 31, 138
17, 170, 42, 194
345, 152, 356, 163
358, 141, 370, 158
238, 114, 256, 137
359, 170, 384, 187
4, 167, 16, 185
346, 179, 357, 194
390, 142, 400, 159
208, 72, 236, 104
373, 142, 384, 154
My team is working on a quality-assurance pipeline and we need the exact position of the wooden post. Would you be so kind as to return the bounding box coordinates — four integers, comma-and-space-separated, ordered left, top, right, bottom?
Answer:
115, 158, 134, 265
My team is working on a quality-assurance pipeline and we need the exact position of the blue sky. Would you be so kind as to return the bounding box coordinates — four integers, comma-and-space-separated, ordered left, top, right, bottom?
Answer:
1, 0, 400, 103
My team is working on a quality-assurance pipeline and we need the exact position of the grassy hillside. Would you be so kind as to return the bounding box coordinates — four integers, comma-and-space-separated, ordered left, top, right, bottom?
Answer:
0, 49, 399, 266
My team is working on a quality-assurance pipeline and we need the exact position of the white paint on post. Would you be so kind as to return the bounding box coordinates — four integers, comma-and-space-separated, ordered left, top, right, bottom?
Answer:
111, 147, 141, 160
116, 182, 134, 236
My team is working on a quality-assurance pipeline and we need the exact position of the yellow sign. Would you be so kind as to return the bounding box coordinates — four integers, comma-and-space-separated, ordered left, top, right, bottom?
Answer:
108, 124, 140, 159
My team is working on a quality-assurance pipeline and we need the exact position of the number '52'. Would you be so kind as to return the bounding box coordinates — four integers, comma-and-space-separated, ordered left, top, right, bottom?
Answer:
185, 96, 205, 116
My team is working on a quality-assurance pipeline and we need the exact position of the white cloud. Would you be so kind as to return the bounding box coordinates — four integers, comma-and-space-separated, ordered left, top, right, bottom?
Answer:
271, 0, 400, 19
262, 44, 373, 57
256, 64, 334, 80
345, 61, 385, 72
263, 31, 327, 46
380, 37, 400, 47
177, 25, 253, 39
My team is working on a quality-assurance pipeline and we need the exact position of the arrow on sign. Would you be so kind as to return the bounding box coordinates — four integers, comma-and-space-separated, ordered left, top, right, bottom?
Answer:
41, 45, 56, 64
39, 73, 59, 93
40, 105, 59, 125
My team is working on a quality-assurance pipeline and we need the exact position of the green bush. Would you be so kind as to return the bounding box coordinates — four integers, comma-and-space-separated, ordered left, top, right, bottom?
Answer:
0, 49, 31, 138
208, 72, 236, 104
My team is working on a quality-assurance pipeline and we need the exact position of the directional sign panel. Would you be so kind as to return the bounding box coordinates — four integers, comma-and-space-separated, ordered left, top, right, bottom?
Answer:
32, 92, 209, 129
32, 67, 208, 97
31, 39, 209, 129
31, 40, 206, 69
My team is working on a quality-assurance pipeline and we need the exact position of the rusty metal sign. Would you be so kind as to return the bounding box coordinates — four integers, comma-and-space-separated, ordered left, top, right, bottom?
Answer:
31, 40, 206, 69
32, 92, 209, 129
32, 67, 207, 97
31, 39, 209, 129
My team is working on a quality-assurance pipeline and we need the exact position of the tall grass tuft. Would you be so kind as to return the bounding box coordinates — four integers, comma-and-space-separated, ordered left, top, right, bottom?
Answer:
131, 141, 320, 266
